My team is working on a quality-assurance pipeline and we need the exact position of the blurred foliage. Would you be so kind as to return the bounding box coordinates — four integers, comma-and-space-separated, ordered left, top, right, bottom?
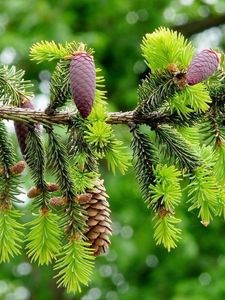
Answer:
1, 0, 225, 299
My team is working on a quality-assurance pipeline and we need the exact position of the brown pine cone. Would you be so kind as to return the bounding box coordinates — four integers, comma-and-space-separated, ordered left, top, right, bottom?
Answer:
78, 178, 112, 256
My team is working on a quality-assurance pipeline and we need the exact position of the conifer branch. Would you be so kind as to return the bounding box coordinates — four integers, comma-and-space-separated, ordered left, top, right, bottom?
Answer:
0, 106, 187, 127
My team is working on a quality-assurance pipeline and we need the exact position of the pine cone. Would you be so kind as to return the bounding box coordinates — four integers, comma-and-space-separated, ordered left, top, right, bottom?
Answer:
14, 100, 40, 157
69, 51, 96, 118
79, 179, 112, 256
186, 49, 220, 85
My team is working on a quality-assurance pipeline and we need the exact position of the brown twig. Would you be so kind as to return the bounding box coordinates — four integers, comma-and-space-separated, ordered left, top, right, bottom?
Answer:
0, 106, 171, 127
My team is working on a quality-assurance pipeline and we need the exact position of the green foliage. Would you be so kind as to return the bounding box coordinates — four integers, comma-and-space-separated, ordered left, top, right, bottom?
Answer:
150, 165, 181, 212
54, 239, 95, 293
26, 128, 46, 188
137, 70, 179, 113
26, 212, 62, 265
30, 41, 77, 63
2, 22, 225, 297
131, 127, 158, 204
0, 121, 21, 205
214, 143, 225, 184
155, 124, 200, 171
141, 27, 194, 72
170, 83, 211, 117
0, 209, 24, 262
153, 214, 182, 251
46, 127, 75, 200
85, 121, 131, 174
0, 65, 33, 106
48, 59, 71, 111
187, 166, 219, 224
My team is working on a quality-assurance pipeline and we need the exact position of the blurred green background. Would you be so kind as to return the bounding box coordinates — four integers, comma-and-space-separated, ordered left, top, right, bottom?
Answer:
1, 0, 225, 299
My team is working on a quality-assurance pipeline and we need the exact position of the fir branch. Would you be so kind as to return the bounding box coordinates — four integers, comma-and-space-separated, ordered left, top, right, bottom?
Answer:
170, 83, 211, 117
131, 127, 159, 206
0, 106, 204, 128
30, 41, 70, 63
46, 59, 71, 114
0, 121, 21, 205
0, 65, 33, 106
25, 128, 48, 208
26, 211, 62, 265
136, 70, 181, 113
155, 124, 200, 171
150, 165, 181, 212
153, 214, 182, 251
141, 27, 194, 71
46, 126, 87, 236
30, 41, 93, 63
214, 143, 225, 184
85, 120, 131, 174
0, 209, 24, 262
187, 166, 219, 224
46, 127, 76, 200
54, 238, 95, 294
68, 117, 97, 172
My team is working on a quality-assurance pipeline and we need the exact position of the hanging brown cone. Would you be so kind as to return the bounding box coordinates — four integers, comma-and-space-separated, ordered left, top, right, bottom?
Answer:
14, 100, 40, 157
69, 47, 96, 118
78, 178, 112, 256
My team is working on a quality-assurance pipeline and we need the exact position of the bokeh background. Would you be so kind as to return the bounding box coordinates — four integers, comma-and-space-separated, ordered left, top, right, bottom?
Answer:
1, 0, 225, 299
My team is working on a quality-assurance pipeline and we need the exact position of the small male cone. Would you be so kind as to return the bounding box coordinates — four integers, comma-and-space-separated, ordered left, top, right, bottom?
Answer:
69, 51, 96, 118
14, 100, 40, 157
78, 178, 112, 256
186, 49, 220, 85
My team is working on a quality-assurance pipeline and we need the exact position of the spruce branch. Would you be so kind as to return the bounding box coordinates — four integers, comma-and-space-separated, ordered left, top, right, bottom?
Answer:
46, 59, 71, 114
153, 214, 182, 251
0, 65, 33, 106
0, 106, 194, 127
0, 209, 24, 262
155, 124, 201, 171
54, 238, 95, 293
187, 166, 219, 225
131, 127, 159, 207
0, 121, 22, 206
46, 126, 87, 236
26, 211, 62, 265
136, 70, 182, 113
25, 128, 48, 209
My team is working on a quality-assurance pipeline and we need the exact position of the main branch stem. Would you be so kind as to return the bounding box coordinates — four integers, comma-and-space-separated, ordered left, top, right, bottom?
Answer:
0, 106, 170, 127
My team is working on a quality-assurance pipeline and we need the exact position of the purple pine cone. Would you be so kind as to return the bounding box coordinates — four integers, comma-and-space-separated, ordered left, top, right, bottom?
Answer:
69, 52, 96, 118
14, 101, 40, 157
186, 49, 220, 85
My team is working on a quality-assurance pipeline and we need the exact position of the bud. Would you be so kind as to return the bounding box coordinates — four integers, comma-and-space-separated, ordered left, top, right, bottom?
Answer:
49, 196, 68, 206
10, 161, 27, 175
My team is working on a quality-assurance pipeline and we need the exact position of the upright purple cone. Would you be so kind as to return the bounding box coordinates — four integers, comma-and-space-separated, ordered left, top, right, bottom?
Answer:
14, 100, 40, 157
69, 52, 96, 118
186, 49, 220, 85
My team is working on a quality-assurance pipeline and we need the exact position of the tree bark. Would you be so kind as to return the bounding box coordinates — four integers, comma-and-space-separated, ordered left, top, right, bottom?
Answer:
0, 106, 170, 127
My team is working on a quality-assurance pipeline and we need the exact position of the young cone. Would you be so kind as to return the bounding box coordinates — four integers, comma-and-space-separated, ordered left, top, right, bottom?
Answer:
78, 178, 112, 256
14, 100, 40, 157
69, 50, 96, 118
186, 49, 220, 85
